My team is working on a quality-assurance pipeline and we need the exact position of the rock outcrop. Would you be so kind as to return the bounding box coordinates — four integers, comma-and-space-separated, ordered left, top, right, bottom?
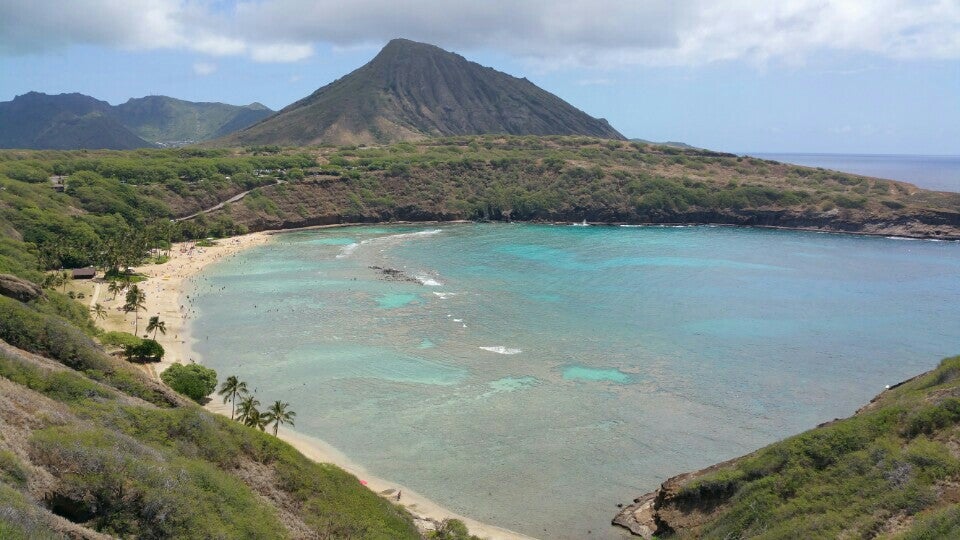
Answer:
612, 456, 747, 538
0, 274, 44, 302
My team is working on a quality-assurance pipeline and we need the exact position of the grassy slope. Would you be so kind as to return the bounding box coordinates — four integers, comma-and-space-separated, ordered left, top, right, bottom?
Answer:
212, 136, 960, 239
0, 294, 419, 539
614, 356, 960, 538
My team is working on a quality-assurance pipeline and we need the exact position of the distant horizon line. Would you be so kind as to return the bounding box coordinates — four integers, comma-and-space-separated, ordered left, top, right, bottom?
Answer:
743, 151, 960, 158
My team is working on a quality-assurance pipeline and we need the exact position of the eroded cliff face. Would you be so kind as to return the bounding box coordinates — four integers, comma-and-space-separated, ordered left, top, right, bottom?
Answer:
612, 457, 745, 538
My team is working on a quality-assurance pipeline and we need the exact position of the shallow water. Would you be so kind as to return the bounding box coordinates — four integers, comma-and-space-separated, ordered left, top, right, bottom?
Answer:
191, 224, 960, 539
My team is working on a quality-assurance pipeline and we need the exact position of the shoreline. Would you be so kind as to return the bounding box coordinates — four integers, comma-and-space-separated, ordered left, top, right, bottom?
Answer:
99, 227, 534, 540
251, 217, 960, 242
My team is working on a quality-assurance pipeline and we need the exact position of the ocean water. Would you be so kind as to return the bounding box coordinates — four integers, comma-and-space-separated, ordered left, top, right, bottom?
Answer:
750, 153, 960, 193
190, 224, 960, 539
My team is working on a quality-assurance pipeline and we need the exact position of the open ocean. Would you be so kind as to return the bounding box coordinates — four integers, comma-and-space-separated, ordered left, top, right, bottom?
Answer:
190, 224, 960, 539
750, 153, 960, 193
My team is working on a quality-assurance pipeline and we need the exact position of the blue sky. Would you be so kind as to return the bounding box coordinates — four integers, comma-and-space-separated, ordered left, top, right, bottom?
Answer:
1, 1, 958, 154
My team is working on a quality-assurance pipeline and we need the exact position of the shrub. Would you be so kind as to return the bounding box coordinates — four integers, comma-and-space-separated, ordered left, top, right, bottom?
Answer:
161, 363, 217, 403
904, 399, 960, 438
0, 450, 29, 487
430, 519, 480, 540
100, 331, 143, 349
123, 339, 164, 362
29, 426, 284, 539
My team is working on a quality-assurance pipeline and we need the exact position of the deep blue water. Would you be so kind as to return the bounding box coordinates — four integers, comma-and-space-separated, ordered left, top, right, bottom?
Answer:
751, 153, 960, 193
190, 224, 960, 539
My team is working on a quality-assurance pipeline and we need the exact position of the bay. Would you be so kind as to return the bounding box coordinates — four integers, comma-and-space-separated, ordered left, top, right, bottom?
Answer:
191, 223, 960, 539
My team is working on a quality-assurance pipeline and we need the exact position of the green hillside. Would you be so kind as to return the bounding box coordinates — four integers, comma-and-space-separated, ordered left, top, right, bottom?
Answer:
0, 92, 153, 150
0, 93, 273, 150
114, 96, 273, 146
614, 356, 960, 538
0, 292, 419, 539
210, 136, 960, 240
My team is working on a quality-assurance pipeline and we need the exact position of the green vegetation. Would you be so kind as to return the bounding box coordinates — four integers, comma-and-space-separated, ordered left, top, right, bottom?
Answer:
430, 519, 482, 540
0, 296, 169, 406
651, 356, 960, 538
122, 338, 164, 363
209, 136, 959, 239
112, 95, 274, 144
145, 315, 166, 339
265, 400, 297, 436
99, 330, 143, 349
0, 146, 315, 279
0, 296, 419, 538
123, 284, 146, 335
160, 363, 217, 403
218, 374, 248, 420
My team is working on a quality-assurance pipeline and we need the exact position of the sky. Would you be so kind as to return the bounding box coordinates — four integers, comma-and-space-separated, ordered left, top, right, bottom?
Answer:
1, 0, 958, 154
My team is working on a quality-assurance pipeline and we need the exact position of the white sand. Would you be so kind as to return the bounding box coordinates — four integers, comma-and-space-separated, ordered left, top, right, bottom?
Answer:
96, 230, 534, 540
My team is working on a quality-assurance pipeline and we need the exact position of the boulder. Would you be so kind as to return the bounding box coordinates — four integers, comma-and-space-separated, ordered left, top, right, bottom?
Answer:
0, 274, 44, 302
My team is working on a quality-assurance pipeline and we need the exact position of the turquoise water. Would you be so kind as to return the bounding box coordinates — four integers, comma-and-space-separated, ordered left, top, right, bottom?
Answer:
190, 224, 960, 539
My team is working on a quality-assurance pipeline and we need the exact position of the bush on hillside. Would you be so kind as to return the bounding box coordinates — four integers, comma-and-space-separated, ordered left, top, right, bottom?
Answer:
122, 339, 164, 362
161, 363, 217, 403
100, 331, 143, 348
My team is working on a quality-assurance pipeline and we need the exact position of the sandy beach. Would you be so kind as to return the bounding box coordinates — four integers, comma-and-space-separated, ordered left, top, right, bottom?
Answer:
91, 229, 533, 540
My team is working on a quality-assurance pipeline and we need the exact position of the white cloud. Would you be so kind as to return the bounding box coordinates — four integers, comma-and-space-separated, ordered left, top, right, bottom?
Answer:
1, 0, 958, 67
250, 43, 313, 63
189, 36, 247, 57
192, 61, 217, 75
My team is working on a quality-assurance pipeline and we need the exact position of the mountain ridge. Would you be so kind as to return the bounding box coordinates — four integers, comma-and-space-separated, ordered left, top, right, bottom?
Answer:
218, 38, 625, 146
0, 92, 274, 150
0, 92, 152, 150
113, 95, 274, 146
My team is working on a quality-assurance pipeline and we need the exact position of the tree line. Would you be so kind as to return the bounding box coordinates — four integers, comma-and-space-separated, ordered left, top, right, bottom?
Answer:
218, 375, 296, 436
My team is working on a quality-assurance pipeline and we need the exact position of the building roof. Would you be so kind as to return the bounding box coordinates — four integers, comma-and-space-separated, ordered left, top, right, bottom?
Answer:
71, 267, 96, 279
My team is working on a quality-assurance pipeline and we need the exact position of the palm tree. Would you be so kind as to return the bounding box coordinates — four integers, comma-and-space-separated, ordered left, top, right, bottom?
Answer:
124, 285, 147, 335
41, 272, 59, 289
60, 270, 71, 293
264, 401, 296, 437
146, 316, 166, 339
236, 395, 261, 425
107, 280, 123, 301
217, 376, 248, 420
245, 408, 269, 432
91, 303, 107, 321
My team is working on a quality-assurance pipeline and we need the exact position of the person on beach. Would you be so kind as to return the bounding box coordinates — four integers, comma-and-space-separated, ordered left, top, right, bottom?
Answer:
396, 490, 401, 501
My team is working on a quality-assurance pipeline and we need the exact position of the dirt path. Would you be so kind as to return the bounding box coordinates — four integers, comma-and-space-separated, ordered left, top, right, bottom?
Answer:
175, 180, 283, 222
88, 281, 101, 308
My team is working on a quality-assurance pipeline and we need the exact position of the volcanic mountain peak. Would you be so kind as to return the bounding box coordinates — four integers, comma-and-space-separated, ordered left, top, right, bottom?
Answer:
221, 38, 624, 146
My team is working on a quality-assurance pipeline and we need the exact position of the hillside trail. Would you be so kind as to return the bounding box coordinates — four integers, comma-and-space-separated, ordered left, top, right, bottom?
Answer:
174, 179, 283, 222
